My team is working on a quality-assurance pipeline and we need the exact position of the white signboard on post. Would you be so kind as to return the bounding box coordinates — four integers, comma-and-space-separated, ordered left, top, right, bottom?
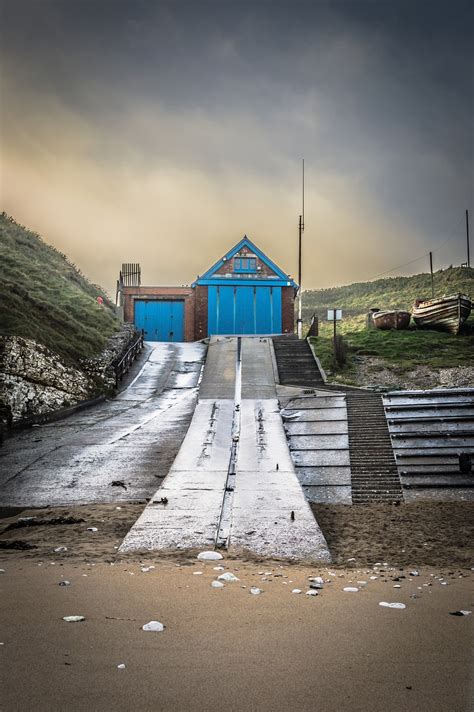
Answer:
327, 309, 342, 321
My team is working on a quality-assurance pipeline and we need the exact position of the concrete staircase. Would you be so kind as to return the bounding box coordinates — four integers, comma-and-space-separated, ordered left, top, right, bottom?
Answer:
272, 336, 324, 388
346, 392, 403, 503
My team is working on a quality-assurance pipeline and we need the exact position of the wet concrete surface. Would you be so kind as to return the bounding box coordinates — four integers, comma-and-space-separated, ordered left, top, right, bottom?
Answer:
121, 336, 331, 561
0, 342, 206, 507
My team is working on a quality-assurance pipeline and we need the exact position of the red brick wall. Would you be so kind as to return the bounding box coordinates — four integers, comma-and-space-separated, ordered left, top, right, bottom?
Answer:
281, 287, 296, 334
122, 286, 195, 342
194, 285, 208, 341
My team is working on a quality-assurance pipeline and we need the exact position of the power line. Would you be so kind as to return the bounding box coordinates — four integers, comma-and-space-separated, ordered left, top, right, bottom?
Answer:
366, 216, 468, 282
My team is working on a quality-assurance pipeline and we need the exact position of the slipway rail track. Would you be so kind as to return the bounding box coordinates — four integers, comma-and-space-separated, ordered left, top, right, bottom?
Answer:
120, 336, 331, 561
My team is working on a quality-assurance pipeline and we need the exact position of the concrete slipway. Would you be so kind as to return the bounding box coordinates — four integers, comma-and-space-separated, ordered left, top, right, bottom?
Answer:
120, 337, 331, 562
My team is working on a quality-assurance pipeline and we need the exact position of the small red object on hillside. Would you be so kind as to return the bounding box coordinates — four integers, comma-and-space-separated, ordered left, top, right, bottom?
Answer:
97, 296, 104, 305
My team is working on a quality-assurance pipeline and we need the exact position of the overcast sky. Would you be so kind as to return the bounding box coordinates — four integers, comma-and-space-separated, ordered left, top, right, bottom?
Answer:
1, 0, 472, 294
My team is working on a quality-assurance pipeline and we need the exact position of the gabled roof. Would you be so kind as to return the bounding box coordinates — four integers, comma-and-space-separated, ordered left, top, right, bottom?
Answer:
193, 235, 296, 287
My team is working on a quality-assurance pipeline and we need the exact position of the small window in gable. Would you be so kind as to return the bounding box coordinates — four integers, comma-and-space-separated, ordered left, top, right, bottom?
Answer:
234, 256, 257, 272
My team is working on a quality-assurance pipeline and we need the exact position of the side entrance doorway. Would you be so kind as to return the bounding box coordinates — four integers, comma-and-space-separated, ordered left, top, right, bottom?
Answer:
134, 300, 184, 342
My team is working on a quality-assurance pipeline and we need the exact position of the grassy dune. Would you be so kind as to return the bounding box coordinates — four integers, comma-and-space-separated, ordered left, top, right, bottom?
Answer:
0, 213, 120, 363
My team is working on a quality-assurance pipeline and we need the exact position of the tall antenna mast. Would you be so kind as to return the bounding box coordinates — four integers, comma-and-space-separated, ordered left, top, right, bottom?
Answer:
297, 159, 305, 339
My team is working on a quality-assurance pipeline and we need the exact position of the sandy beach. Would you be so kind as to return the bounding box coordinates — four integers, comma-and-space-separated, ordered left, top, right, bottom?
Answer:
1, 502, 473, 712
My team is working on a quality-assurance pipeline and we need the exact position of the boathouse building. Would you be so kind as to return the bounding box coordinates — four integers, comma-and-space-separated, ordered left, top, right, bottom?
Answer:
120, 236, 297, 341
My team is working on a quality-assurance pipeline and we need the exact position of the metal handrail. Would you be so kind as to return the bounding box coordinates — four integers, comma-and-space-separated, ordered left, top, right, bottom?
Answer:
114, 331, 144, 387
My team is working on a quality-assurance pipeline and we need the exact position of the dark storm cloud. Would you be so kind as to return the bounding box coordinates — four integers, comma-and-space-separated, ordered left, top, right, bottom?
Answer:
1, 0, 472, 291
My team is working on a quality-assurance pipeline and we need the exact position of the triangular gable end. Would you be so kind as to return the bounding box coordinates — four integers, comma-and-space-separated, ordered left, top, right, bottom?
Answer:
194, 236, 295, 285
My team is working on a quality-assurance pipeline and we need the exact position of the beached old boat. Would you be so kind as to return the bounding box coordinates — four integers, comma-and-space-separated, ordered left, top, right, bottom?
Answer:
372, 310, 411, 330
412, 293, 471, 335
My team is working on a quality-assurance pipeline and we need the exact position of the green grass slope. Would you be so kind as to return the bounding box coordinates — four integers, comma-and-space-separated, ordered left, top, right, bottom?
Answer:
0, 213, 120, 363
303, 266, 474, 321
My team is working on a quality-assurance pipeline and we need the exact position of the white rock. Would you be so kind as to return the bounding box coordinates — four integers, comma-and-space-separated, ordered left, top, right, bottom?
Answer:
409, 570, 420, 577
142, 621, 165, 632
291, 589, 302, 594
193, 571, 203, 576
117, 664, 126, 669
357, 581, 367, 586
460, 610, 472, 616
0, 569, 5, 573
59, 580, 71, 587
217, 572, 239, 583
379, 602, 406, 609
63, 615, 85, 622
343, 587, 359, 592
54, 547, 67, 553
213, 566, 225, 571
305, 590, 318, 596
87, 527, 98, 532
197, 551, 223, 561
211, 580, 224, 588
250, 587, 262, 595
370, 576, 378, 580
393, 584, 401, 588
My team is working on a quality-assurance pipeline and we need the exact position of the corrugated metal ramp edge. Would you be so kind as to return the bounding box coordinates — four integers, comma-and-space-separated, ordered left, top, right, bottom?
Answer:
384, 388, 474, 502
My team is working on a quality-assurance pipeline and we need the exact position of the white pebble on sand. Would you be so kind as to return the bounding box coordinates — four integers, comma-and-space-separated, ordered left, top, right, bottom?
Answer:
211, 581, 224, 589
250, 587, 262, 595
217, 573, 239, 583
343, 587, 359, 592
379, 602, 406, 609
142, 621, 165, 632
63, 616, 85, 622
197, 551, 223, 561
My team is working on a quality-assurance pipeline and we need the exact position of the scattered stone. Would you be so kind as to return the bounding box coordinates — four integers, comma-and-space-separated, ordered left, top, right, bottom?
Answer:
379, 602, 406, 609
59, 581, 71, 587
142, 621, 165, 632
197, 551, 223, 561
193, 572, 203, 576
250, 587, 262, 595
409, 571, 420, 577
54, 547, 67, 553
213, 566, 224, 571
343, 587, 359, 592
291, 589, 302, 594
86, 527, 98, 532
305, 590, 318, 596
117, 664, 126, 669
211, 580, 224, 589
63, 616, 85, 622
217, 573, 239, 583
449, 611, 472, 617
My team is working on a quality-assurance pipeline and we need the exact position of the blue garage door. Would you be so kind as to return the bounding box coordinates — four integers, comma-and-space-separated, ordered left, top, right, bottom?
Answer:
134, 300, 184, 342
208, 286, 281, 335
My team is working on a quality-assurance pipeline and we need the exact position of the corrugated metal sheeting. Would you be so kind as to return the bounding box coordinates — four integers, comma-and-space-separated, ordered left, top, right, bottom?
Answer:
383, 388, 474, 501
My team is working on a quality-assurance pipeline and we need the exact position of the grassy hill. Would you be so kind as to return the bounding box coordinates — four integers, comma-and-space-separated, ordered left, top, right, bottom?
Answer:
303, 266, 474, 322
304, 267, 474, 382
0, 213, 120, 363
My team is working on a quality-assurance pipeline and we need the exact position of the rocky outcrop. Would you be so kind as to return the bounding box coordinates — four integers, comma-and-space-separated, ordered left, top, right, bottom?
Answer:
81, 323, 138, 391
0, 324, 141, 423
0, 336, 94, 422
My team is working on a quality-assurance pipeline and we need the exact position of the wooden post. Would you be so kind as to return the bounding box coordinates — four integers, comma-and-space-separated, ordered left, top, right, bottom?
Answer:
429, 251, 434, 298
466, 209, 470, 268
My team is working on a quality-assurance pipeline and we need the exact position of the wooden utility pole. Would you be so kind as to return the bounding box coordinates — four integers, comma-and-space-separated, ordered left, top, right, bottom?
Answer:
466, 209, 470, 268
297, 159, 305, 339
429, 251, 434, 298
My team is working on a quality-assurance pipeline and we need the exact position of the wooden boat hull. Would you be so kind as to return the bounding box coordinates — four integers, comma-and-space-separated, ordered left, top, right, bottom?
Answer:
412, 294, 471, 335
372, 310, 411, 330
